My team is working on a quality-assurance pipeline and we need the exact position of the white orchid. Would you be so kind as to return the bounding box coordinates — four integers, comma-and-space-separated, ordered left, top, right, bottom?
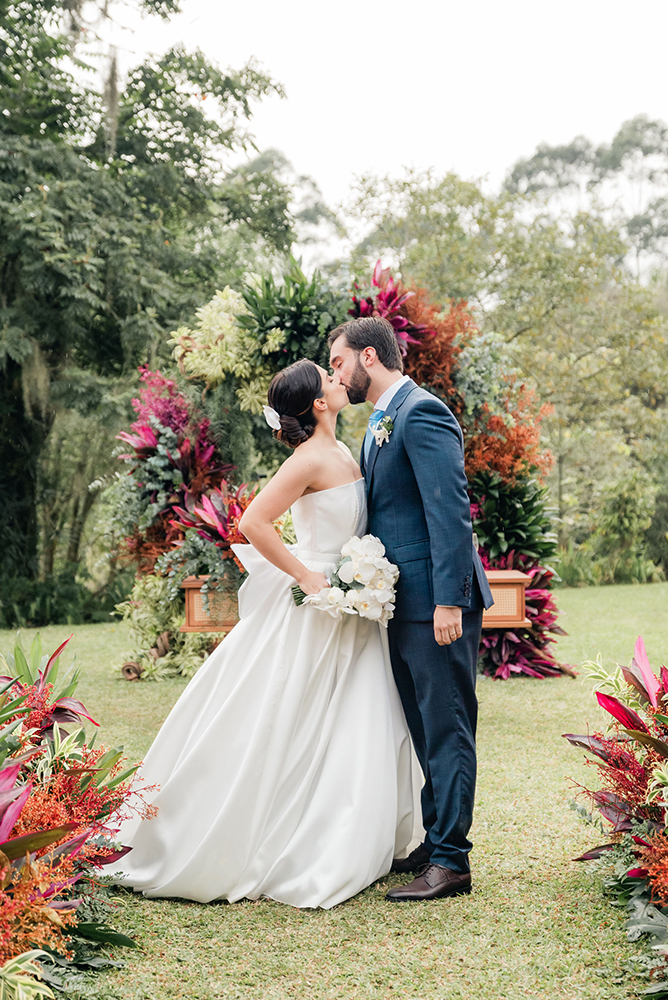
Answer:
371, 416, 394, 448
357, 535, 385, 557
293, 534, 399, 627
353, 558, 378, 584
326, 586, 347, 605
340, 537, 357, 558
337, 559, 356, 585
303, 585, 354, 618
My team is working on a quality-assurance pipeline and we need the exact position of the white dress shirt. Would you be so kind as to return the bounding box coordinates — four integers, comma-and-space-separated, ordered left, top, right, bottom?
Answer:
363, 375, 412, 465
373, 374, 411, 413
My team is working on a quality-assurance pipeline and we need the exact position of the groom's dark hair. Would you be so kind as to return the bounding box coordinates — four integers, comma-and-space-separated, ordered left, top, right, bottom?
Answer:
328, 317, 404, 372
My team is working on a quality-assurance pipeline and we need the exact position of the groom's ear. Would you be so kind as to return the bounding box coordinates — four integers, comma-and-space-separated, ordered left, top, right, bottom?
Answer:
361, 347, 377, 368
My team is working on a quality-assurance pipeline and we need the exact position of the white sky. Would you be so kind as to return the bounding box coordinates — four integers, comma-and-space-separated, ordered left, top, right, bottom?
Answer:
107, 0, 668, 209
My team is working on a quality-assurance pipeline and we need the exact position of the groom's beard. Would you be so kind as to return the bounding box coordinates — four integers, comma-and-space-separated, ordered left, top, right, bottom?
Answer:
345, 358, 371, 405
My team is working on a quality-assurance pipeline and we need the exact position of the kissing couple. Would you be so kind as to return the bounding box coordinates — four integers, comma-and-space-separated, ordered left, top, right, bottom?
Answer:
105, 316, 493, 907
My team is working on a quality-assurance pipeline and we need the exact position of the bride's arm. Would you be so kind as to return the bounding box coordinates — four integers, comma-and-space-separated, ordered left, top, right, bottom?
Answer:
238, 452, 330, 595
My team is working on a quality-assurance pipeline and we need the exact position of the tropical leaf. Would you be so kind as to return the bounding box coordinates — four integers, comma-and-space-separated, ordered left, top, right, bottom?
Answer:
42, 635, 74, 686
624, 729, 668, 759
88, 845, 132, 867
622, 663, 654, 705
0, 784, 31, 841
562, 733, 611, 761
596, 692, 649, 733
50, 697, 98, 727
0, 950, 55, 1000
73, 923, 137, 948
13, 647, 31, 686
573, 843, 617, 861
592, 790, 635, 831
0, 824, 78, 862
633, 636, 660, 708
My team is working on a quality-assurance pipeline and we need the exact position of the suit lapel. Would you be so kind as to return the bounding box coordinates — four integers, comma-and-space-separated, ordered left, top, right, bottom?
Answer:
366, 379, 418, 493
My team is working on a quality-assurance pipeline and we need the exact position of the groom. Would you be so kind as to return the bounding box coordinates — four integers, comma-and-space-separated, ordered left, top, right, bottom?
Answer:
328, 316, 493, 901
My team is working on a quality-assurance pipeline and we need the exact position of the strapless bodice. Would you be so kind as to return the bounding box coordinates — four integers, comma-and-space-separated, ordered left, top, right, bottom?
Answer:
291, 479, 367, 563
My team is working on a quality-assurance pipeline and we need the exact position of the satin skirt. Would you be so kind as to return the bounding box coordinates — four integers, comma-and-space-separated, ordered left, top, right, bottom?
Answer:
105, 545, 416, 908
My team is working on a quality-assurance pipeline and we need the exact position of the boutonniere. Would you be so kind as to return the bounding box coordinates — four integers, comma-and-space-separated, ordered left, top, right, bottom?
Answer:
372, 416, 394, 448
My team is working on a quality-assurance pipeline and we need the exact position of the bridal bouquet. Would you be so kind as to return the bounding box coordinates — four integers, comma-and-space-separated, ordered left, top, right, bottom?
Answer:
292, 534, 399, 627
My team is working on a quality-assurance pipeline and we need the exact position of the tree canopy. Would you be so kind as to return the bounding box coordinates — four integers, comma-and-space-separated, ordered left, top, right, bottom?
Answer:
0, 0, 292, 584
347, 150, 668, 580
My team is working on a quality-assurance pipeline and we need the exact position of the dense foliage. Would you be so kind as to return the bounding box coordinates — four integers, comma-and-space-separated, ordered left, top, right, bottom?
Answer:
349, 262, 564, 678
107, 366, 261, 678
111, 251, 566, 679
565, 639, 668, 997
0, 0, 292, 623
109, 261, 344, 677
347, 121, 668, 584
0, 633, 142, 992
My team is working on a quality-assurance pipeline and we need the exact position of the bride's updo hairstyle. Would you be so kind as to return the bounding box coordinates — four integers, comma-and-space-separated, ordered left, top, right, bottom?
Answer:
267, 358, 323, 448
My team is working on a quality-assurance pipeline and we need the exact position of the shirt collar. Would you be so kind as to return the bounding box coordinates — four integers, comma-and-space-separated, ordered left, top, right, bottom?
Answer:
374, 374, 410, 413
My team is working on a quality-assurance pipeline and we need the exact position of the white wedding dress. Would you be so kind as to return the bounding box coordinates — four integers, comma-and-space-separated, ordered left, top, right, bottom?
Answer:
107, 478, 416, 908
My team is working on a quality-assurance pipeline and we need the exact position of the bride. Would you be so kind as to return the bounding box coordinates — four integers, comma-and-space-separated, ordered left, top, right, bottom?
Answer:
106, 358, 415, 909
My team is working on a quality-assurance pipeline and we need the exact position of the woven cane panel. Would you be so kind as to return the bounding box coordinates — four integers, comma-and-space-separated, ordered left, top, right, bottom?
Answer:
190, 589, 237, 627
486, 584, 520, 619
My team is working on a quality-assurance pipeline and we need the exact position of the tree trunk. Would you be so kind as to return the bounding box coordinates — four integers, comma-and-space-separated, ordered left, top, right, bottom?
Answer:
66, 486, 99, 565
0, 360, 50, 579
557, 422, 566, 547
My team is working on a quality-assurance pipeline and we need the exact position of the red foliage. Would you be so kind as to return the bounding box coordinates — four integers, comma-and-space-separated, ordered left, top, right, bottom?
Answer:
464, 385, 553, 483
170, 484, 256, 574
593, 735, 656, 819
639, 834, 668, 905
0, 857, 78, 962
119, 367, 236, 573
23, 683, 55, 733
132, 367, 191, 433
0, 635, 145, 964
356, 262, 553, 486
403, 295, 475, 410
478, 557, 568, 679
12, 746, 140, 844
349, 261, 430, 353
121, 511, 185, 575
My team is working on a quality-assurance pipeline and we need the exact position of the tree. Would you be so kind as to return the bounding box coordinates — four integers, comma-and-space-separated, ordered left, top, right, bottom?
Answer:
347, 165, 668, 576
505, 115, 668, 278
0, 0, 291, 582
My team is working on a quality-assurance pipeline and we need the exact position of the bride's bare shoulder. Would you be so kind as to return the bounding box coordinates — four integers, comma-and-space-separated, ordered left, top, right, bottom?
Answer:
278, 440, 327, 479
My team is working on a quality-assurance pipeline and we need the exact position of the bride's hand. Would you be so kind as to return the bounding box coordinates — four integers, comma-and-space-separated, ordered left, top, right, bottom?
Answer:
297, 570, 330, 595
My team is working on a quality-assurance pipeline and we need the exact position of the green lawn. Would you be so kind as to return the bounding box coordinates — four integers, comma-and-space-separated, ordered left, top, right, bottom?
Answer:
3, 582, 668, 999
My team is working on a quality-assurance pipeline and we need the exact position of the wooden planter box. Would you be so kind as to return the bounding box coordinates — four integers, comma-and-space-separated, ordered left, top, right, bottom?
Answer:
179, 576, 239, 634
481, 570, 531, 629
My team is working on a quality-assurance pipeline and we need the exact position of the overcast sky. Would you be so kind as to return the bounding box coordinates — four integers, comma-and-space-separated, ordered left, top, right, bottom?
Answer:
109, 0, 668, 209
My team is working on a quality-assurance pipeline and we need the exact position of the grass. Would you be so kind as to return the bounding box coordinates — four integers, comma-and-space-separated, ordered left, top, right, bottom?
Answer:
2, 581, 667, 999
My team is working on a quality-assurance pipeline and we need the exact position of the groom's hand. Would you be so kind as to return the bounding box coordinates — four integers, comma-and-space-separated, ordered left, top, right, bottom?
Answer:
434, 606, 463, 646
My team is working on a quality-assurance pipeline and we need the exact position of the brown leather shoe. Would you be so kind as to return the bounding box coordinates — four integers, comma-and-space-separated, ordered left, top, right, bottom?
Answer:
390, 843, 432, 874
386, 863, 472, 901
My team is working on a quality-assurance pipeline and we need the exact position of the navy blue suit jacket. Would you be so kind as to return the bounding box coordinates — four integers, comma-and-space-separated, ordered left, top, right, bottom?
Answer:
360, 379, 493, 622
